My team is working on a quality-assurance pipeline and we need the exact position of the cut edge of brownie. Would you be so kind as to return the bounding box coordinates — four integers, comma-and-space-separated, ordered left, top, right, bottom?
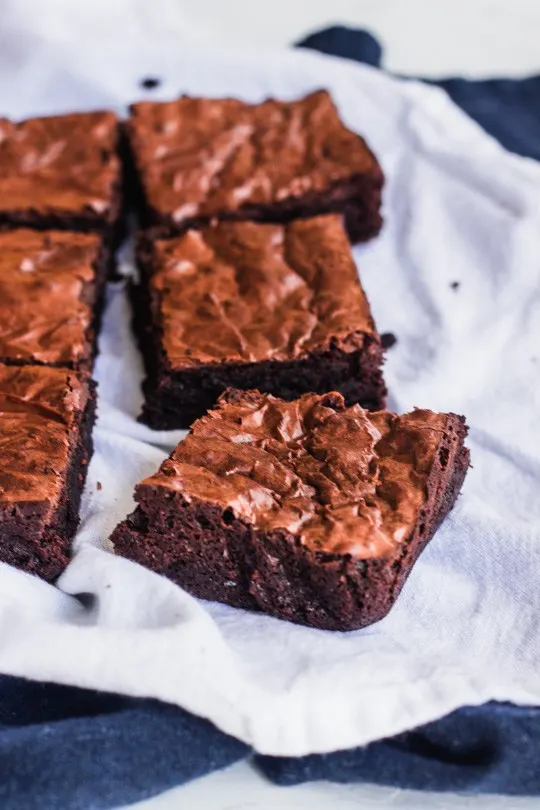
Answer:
0, 375, 97, 582
121, 120, 383, 244
131, 231, 387, 429
111, 405, 469, 631
0, 233, 111, 373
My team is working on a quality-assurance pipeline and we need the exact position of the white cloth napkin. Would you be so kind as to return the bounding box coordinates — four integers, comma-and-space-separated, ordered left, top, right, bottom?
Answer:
1, 4, 540, 758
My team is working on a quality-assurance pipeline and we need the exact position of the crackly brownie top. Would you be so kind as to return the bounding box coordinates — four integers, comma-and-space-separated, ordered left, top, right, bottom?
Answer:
147, 215, 376, 367
0, 364, 88, 506
140, 390, 449, 559
0, 229, 102, 366
128, 89, 382, 222
0, 111, 120, 218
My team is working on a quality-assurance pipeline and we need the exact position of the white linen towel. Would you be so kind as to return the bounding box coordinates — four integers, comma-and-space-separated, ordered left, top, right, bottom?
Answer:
0, 2, 540, 757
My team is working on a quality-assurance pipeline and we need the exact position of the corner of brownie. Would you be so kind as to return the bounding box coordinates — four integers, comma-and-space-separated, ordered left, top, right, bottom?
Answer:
111, 389, 469, 631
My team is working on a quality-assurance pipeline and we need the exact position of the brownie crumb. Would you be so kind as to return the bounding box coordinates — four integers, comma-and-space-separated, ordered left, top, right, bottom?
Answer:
96, 481, 102, 491
450, 281, 460, 291
381, 332, 397, 350
140, 77, 161, 90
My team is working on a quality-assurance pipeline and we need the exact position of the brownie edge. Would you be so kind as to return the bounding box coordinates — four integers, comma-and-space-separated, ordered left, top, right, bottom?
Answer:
111, 391, 469, 631
0, 366, 97, 581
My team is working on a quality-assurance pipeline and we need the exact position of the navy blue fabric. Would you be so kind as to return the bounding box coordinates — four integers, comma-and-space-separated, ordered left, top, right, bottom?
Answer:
297, 25, 540, 161
256, 703, 540, 793
428, 76, 540, 160
2, 27, 540, 808
0, 676, 248, 810
299, 27, 382, 68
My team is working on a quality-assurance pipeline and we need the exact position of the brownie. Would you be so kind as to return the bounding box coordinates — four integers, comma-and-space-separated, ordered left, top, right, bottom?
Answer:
133, 214, 387, 429
111, 389, 470, 631
0, 364, 97, 581
125, 90, 384, 242
0, 111, 123, 251
0, 229, 108, 370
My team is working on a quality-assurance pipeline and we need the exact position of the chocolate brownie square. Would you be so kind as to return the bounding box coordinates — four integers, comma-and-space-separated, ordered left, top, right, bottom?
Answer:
0, 229, 108, 370
111, 389, 470, 631
0, 111, 123, 244
125, 90, 384, 242
0, 364, 97, 581
133, 214, 387, 429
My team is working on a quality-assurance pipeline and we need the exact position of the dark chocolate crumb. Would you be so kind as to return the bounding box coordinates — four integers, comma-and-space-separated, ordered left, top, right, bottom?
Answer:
96, 481, 102, 491
381, 332, 398, 350
450, 281, 460, 291
140, 77, 161, 90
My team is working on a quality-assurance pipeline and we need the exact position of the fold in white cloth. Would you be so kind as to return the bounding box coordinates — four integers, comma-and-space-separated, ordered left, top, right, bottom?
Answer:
1, 12, 540, 757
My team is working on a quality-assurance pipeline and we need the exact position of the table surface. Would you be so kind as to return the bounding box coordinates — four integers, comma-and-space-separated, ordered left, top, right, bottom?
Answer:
116, 1, 539, 807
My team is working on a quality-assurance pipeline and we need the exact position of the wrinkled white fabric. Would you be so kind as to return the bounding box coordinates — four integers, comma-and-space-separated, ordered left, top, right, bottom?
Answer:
1, 15, 540, 757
